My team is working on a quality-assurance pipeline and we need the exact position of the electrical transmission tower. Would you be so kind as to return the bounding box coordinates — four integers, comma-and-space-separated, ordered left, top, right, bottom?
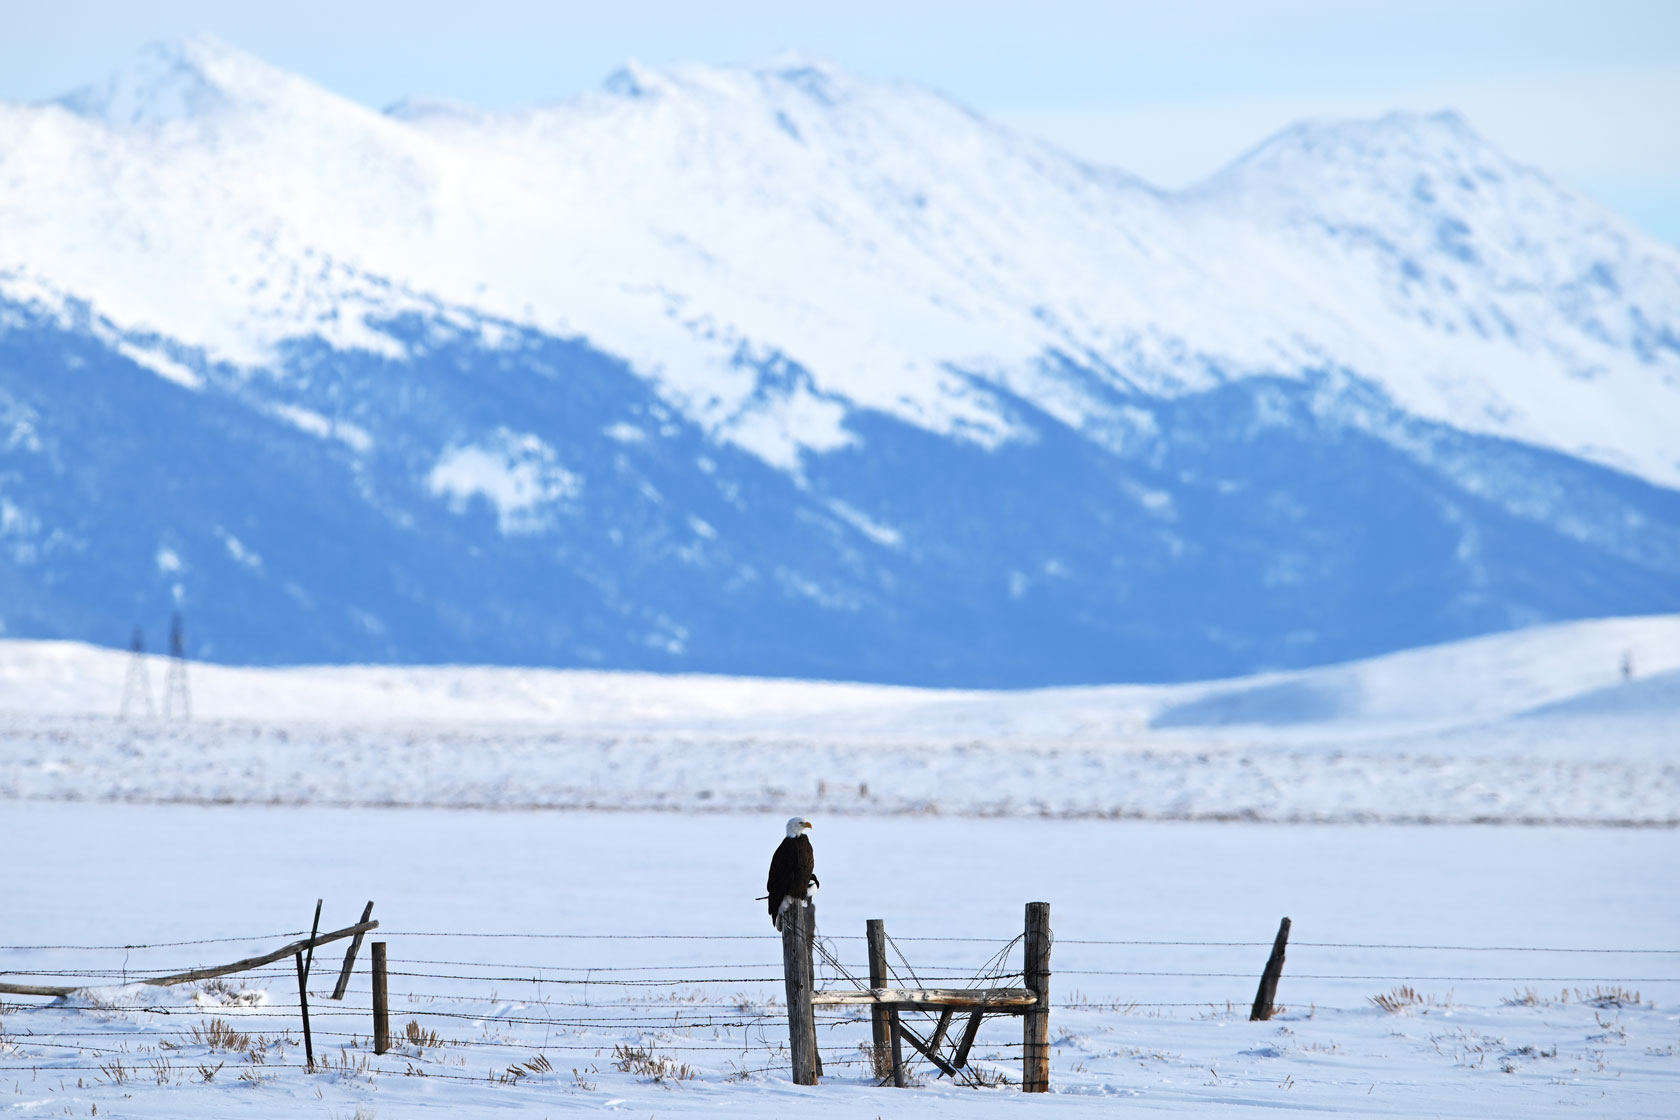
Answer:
119, 626, 155, 719
163, 611, 192, 721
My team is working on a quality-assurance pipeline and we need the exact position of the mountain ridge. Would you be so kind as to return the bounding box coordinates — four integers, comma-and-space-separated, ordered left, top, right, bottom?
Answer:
2, 38, 1677, 684
9, 37, 1678, 485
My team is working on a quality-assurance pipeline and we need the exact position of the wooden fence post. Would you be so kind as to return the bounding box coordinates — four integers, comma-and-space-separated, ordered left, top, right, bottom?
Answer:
866, 918, 906, 1087
295, 952, 314, 1071
297, 899, 322, 1072
332, 901, 375, 1000
926, 1007, 954, 1054
780, 902, 819, 1085
371, 941, 390, 1055
898, 1019, 959, 1079
1250, 917, 1291, 1021
806, 900, 822, 1078
864, 920, 893, 1084
951, 1007, 986, 1070
1022, 901, 1051, 1093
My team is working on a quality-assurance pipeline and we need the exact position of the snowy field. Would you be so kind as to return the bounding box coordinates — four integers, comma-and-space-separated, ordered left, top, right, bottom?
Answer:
3, 805, 1677, 1117
2, 615, 1677, 1116
3, 614, 1679, 825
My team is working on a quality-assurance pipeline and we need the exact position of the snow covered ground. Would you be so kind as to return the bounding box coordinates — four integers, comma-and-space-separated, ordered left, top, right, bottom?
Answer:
2, 615, 1676, 1115
2, 613, 1677, 824
2, 806, 1677, 1117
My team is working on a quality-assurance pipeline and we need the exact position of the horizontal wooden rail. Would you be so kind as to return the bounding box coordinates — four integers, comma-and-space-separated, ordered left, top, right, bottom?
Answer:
812, 986, 1036, 1012
0, 919, 379, 998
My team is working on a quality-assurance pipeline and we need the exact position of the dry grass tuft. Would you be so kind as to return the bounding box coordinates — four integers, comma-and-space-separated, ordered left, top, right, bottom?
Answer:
312, 1047, 371, 1076
192, 1017, 252, 1052
404, 1019, 442, 1049
858, 1040, 894, 1082
1502, 987, 1549, 1007
966, 1065, 1014, 1088
1578, 986, 1642, 1008
612, 1044, 696, 1083
496, 1053, 553, 1084
1369, 986, 1425, 1013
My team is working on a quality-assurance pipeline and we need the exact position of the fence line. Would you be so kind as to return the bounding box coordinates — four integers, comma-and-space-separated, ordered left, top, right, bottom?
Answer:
0, 1053, 1030, 1083
7, 972, 1674, 991
1288, 942, 1680, 954
1059, 939, 1680, 952
5, 923, 1674, 1096
8, 934, 1677, 954
0, 934, 308, 952
8, 964, 1671, 984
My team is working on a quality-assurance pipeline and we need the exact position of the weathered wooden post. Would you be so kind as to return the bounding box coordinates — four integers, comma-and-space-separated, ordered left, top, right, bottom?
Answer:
295, 952, 314, 1070
297, 899, 322, 1071
805, 901, 823, 1078
1250, 916, 1291, 1021
866, 918, 906, 1086
371, 941, 390, 1055
1022, 901, 1051, 1093
952, 1007, 986, 1070
865, 920, 889, 1057
926, 1008, 955, 1054
780, 902, 819, 1085
331, 901, 375, 1000
305, 900, 324, 973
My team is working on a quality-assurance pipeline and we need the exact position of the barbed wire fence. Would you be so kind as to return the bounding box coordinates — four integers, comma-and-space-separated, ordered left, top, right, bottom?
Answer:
2, 926, 1675, 1090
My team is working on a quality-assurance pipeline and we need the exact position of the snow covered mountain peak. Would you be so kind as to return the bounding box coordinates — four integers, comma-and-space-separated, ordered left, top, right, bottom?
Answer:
1205, 107, 1563, 225
601, 58, 670, 100
1227, 108, 1484, 167
603, 52, 855, 104
5, 42, 1680, 683
4, 41, 1680, 488
53, 34, 299, 127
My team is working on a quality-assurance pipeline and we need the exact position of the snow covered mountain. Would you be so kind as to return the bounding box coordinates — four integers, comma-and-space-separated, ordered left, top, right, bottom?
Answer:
2, 36, 1678, 684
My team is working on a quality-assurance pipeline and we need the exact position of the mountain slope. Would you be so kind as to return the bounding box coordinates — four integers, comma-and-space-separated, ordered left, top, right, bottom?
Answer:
1, 37, 1677, 683
7, 38, 1678, 483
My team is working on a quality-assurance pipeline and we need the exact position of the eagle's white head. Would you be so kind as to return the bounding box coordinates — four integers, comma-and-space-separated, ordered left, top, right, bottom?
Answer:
785, 816, 813, 839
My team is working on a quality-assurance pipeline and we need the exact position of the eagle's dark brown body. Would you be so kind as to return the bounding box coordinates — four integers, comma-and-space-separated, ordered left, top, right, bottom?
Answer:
767, 833, 817, 930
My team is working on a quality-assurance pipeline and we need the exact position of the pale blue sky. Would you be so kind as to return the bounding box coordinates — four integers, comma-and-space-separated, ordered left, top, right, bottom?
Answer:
5, 0, 1677, 240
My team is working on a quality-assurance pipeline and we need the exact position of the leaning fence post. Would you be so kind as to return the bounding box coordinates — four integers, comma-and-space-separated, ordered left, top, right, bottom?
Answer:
296, 899, 322, 1071
295, 952, 314, 1071
951, 1006, 986, 1070
303, 899, 322, 975
780, 902, 819, 1085
371, 941, 390, 1055
331, 901, 375, 1000
1251, 917, 1291, 1021
1022, 901, 1051, 1093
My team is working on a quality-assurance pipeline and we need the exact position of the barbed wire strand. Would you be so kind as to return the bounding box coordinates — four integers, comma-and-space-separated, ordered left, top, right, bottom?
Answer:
8, 934, 1677, 953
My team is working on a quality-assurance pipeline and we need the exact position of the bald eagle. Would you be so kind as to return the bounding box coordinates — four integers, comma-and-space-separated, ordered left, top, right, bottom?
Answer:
767, 816, 818, 931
